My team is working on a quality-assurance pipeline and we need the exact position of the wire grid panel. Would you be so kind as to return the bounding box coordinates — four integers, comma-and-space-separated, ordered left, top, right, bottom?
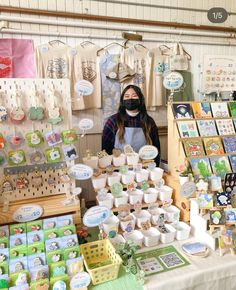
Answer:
0, 78, 75, 203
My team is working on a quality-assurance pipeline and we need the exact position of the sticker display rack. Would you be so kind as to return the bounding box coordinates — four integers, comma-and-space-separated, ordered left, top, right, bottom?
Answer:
0, 79, 81, 226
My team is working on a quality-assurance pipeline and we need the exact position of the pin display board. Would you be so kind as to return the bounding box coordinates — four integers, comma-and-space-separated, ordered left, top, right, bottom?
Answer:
0, 79, 75, 204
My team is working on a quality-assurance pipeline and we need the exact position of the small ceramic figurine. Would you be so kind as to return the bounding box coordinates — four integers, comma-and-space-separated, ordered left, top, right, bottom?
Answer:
14, 261, 24, 272
52, 254, 61, 263
14, 238, 22, 246
49, 242, 59, 251
66, 239, 76, 247
32, 234, 40, 243
34, 257, 43, 267
68, 251, 77, 259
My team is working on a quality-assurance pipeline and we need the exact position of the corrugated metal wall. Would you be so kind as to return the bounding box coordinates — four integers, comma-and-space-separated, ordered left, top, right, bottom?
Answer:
1, 0, 235, 201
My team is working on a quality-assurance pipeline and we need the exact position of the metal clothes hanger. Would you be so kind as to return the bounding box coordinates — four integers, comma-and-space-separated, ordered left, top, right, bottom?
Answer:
48, 39, 66, 46
80, 40, 95, 47
97, 42, 126, 55
134, 43, 148, 49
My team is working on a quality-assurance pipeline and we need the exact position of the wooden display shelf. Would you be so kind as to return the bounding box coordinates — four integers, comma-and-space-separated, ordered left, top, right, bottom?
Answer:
98, 160, 154, 173
0, 194, 81, 227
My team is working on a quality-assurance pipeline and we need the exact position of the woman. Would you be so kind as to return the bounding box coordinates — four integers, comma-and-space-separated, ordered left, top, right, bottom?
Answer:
102, 85, 161, 166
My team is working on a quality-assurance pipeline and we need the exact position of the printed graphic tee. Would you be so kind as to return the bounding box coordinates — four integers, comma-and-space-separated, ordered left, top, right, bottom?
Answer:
73, 43, 101, 110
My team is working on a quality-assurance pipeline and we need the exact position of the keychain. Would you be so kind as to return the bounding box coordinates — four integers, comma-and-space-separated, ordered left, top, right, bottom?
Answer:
28, 85, 45, 121
16, 172, 29, 189
32, 171, 43, 188
0, 90, 8, 122
10, 89, 26, 124
60, 168, 71, 183
48, 87, 63, 125
47, 169, 56, 187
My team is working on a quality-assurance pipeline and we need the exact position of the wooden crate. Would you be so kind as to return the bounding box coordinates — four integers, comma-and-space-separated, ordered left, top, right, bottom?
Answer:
0, 194, 81, 227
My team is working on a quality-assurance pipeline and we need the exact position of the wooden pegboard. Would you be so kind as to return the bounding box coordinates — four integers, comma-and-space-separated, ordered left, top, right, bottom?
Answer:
0, 79, 75, 204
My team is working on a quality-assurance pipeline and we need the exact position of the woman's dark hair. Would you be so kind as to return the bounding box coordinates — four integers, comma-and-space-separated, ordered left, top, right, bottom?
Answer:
117, 85, 152, 144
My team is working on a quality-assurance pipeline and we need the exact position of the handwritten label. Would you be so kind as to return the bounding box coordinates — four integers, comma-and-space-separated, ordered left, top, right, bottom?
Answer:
68, 164, 93, 180
83, 206, 110, 227
13, 204, 43, 222
78, 118, 94, 131
163, 71, 183, 90
74, 80, 94, 96
139, 145, 158, 160
70, 272, 91, 289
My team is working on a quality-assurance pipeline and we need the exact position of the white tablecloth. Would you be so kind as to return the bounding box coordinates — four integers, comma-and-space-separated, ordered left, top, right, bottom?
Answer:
142, 238, 236, 290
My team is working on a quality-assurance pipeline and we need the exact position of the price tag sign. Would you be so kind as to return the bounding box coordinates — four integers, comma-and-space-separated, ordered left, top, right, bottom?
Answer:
163, 71, 183, 90
83, 206, 110, 227
78, 118, 94, 131
70, 272, 91, 289
13, 204, 43, 222
139, 145, 158, 160
180, 181, 196, 199
74, 80, 94, 96
68, 164, 93, 180
207, 7, 228, 23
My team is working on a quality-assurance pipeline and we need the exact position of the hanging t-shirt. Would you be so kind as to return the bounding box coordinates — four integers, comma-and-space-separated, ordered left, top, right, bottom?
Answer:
100, 52, 121, 125
0, 39, 36, 78
147, 47, 168, 108
121, 45, 150, 99
36, 42, 73, 79
73, 43, 101, 110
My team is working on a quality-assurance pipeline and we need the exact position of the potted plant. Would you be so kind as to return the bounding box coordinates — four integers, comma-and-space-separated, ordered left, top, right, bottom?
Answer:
176, 161, 192, 185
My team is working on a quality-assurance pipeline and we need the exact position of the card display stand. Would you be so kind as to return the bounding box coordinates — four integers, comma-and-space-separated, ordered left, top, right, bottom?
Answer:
0, 79, 80, 225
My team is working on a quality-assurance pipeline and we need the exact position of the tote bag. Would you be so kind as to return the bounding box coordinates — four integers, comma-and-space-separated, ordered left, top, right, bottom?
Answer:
0, 39, 36, 78
169, 43, 191, 71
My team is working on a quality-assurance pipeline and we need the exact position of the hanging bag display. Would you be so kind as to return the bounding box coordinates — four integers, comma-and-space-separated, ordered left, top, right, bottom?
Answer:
169, 43, 191, 71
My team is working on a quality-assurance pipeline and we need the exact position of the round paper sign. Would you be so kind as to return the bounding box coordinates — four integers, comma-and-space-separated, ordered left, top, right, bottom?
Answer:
70, 272, 91, 289
13, 204, 43, 222
78, 118, 94, 131
139, 145, 158, 160
74, 80, 94, 96
180, 181, 196, 199
83, 206, 110, 227
163, 71, 184, 90
68, 164, 93, 180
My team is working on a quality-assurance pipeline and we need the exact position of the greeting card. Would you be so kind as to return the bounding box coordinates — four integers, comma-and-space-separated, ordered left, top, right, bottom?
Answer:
223, 136, 236, 153
197, 120, 218, 137
177, 121, 199, 138
209, 209, 226, 225
211, 102, 229, 118
198, 193, 213, 209
203, 137, 224, 155
172, 103, 193, 119
182, 138, 205, 157
228, 102, 236, 117
210, 156, 231, 178
190, 157, 212, 177
225, 208, 236, 223
229, 154, 236, 172
192, 102, 212, 118
216, 192, 231, 206
216, 119, 235, 135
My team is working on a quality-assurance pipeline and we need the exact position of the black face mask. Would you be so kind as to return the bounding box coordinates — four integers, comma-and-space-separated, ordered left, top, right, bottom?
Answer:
123, 99, 140, 111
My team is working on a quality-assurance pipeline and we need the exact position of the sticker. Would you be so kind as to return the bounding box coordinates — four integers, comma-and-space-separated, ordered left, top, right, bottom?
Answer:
45, 147, 62, 163
68, 164, 93, 180
61, 129, 78, 144
45, 130, 62, 147
83, 206, 110, 227
25, 131, 44, 147
29, 149, 44, 164
8, 150, 26, 165
70, 272, 91, 289
74, 80, 94, 96
78, 118, 94, 131
180, 181, 196, 198
63, 144, 78, 161
139, 145, 158, 160
12, 204, 43, 222
163, 71, 184, 90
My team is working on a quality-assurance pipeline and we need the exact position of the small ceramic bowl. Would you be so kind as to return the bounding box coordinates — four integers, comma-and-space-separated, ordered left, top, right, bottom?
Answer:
82, 156, 99, 169
102, 215, 120, 235
143, 188, 158, 204
121, 171, 135, 185
91, 174, 107, 190
98, 155, 113, 168
126, 153, 139, 166
172, 222, 191, 241
128, 189, 144, 205
159, 185, 173, 201
150, 207, 167, 225
119, 216, 136, 232
112, 154, 126, 167
149, 167, 164, 181
135, 169, 149, 183
165, 205, 180, 223
141, 227, 161, 247
96, 193, 113, 209
114, 191, 129, 208
123, 230, 144, 247
158, 224, 176, 244
107, 172, 121, 187
132, 210, 151, 228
